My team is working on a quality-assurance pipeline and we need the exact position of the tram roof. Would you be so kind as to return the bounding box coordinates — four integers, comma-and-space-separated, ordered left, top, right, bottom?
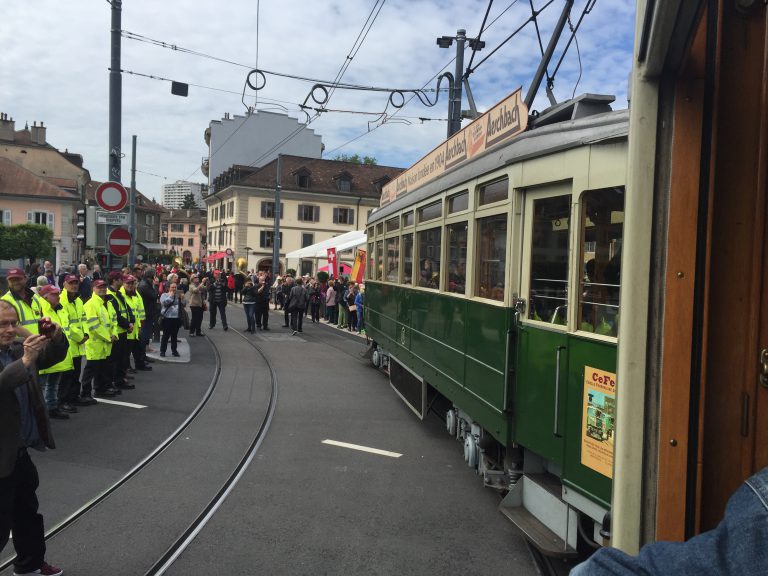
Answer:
368, 108, 629, 224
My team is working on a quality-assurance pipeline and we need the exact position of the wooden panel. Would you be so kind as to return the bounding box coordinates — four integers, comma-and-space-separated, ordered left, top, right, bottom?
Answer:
654, 17, 707, 542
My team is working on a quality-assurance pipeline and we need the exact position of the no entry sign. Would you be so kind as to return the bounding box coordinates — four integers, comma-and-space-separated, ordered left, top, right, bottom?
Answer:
96, 181, 128, 212
108, 227, 132, 257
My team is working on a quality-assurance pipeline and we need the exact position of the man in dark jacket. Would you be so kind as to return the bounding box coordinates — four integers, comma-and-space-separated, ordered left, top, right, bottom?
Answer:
0, 299, 68, 576
254, 272, 271, 331
208, 273, 228, 331
138, 268, 158, 350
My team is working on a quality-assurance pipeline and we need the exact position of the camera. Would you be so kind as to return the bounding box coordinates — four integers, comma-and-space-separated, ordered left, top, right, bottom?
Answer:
37, 317, 56, 338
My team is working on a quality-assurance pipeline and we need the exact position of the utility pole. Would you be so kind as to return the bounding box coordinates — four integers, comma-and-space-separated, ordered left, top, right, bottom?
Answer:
129, 135, 137, 265
109, 0, 122, 183
272, 154, 282, 278
450, 29, 467, 137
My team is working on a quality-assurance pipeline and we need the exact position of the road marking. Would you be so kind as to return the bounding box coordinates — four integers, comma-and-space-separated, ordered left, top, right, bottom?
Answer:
322, 439, 402, 458
95, 398, 147, 409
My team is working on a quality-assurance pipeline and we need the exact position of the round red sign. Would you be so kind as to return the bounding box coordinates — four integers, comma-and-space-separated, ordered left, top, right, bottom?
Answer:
96, 181, 128, 212
108, 227, 132, 257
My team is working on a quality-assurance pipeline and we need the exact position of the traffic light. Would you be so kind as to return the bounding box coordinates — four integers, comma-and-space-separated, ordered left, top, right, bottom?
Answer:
76, 208, 86, 243
76, 206, 97, 248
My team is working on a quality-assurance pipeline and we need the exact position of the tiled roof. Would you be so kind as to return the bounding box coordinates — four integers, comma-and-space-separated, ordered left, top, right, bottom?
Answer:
42, 176, 78, 191
85, 180, 168, 213
0, 158, 80, 200
215, 155, 404, 199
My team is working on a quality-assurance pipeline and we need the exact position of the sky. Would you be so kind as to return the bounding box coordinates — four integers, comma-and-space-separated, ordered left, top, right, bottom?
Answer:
1, 0, 636, 201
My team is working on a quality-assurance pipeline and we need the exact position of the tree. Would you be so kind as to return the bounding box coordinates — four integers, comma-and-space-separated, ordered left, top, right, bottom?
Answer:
0, 224, 53, 264
333, 153, 377, 165
180, 193, 199, 209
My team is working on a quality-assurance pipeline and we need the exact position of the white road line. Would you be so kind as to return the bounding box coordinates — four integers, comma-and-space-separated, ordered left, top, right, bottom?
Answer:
95, 398, 147, 409
322, 439, 402, 458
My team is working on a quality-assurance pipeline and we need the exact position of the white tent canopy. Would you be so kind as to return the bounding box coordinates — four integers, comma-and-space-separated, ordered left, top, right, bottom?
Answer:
285, 230, 366, 260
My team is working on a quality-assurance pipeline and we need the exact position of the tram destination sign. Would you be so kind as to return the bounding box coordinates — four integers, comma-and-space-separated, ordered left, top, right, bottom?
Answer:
381, 87, 528, 206
96, 210, 129, 225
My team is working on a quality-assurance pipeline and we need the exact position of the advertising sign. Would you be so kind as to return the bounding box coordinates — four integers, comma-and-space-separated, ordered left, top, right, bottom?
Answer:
381, 88, 528, 205
581, 367, 617, 479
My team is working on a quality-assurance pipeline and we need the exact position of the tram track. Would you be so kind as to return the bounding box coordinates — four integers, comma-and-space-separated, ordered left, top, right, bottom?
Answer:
0, 330, 278, 575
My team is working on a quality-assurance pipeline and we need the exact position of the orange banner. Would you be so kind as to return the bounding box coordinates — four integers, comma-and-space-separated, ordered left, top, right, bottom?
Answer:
351, 248, 366, 284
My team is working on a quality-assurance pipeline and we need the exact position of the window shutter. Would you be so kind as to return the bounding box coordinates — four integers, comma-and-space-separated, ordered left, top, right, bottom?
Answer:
2, 210, 9, 225
48, 212, 54, 230
280, 203, 284, 219
333, 208, 339, 224
261, 202, 266, 218
314, 206, 319, 222
297, 205, 303, 221
349, 210, 354, 225
27, 211, 33, 223
260, 230, 266, 248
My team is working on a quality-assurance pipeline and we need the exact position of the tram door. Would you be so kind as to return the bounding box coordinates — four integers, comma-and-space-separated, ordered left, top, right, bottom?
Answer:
516, 186, 572, 465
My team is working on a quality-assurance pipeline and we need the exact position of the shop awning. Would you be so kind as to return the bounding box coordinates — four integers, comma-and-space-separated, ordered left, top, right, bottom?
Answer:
285, 230, 366, 260
138, 242, 166, 251
203, 251, 227, 263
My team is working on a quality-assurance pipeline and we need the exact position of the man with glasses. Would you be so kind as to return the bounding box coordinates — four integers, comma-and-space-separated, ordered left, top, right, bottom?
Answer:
1, 269, 40, 336
0, 299, 68, 576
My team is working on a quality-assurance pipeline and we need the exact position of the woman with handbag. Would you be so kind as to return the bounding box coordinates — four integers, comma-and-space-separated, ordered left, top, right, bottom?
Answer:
159, 282, 185, 357
187, 275, 207, 337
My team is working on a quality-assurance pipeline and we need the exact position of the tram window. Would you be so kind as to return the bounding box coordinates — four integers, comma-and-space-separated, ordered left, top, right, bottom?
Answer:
479, 177, 509, 206
402, 233, 414, 285
367, 243, 375, 280
375, 240, 384, 280
385, 217, 399, 232
418, 201, 442, 223
579, 187, 624, 336
417, 227, 441, 289
376, 223, 384, 235
386, 237, 400, 282
367, 226, 375, 239
402, 211, 414, 227
476, 214, 507, 301
446, 222, 468, 294
528, 195, 571, 323
448, 190, 469, 214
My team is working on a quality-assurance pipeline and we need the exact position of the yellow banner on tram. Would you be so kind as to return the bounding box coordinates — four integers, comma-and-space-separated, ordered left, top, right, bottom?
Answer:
381, 87, 528, 206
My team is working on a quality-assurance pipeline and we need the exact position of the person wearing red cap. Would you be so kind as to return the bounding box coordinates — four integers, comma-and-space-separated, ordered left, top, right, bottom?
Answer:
36, 286, 74, 420
121, 276, 151, 371
81, 281, 118, 398
59, 275, 94, 407
1, 269, 41, 337
105, 272, 134, 391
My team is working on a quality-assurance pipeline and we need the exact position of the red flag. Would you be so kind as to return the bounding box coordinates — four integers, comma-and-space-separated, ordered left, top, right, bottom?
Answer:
327, 247, 338, 277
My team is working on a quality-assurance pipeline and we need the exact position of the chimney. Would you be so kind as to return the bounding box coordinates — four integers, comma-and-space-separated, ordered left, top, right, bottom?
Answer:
0, 113, 15, 142
30, 120, 46, 145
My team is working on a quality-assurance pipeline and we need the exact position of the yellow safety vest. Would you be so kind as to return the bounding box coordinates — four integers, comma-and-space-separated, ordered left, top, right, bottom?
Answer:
1, 290, 41, 334
84, 295, 113, 361
120, 288, 142, 340
61, 293, 87, 357
107, 287, 129, 335
38, 299, 74, 374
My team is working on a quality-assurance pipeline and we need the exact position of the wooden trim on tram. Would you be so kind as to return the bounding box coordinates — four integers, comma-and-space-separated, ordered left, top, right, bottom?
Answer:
654, 11, 709, 542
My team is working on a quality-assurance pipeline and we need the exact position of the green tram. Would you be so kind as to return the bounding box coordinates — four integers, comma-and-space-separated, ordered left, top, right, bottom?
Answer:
364, 98, 628, 557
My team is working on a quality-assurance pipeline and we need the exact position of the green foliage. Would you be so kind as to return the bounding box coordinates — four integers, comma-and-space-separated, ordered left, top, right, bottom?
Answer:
333, 153, 377, 165
0, 224, 53, 263
180, 193, 199, 209
286, 268, 297, 277
316, 270, 329, 284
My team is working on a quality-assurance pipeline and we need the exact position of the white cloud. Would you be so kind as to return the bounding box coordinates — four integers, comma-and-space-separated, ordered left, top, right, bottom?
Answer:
0, 0, 635, 200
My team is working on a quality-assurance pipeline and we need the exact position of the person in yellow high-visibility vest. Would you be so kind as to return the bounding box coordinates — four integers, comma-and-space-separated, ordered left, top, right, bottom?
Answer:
106, 271, 134, 390
1, 268, 41, 337
59, 274, 95, 407
37, 285, 74, 420
81, 280, 118, 398
121, 275, 151, 372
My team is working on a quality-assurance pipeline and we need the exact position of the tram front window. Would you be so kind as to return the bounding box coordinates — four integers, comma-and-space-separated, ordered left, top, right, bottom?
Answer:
579, 187, 624, 336
476, 214, 507, 301
528, 195, 571, 323
375, 240, 384, 281
446, 222, 467, 294
417, 227, 441, 289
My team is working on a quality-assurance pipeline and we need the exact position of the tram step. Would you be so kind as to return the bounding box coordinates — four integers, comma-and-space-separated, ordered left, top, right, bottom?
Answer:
498, 474, 577, 557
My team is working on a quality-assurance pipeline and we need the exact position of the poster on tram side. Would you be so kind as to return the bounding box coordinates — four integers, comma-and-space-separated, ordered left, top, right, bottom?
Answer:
351, 248, 366, 284
581, 367, 617, 479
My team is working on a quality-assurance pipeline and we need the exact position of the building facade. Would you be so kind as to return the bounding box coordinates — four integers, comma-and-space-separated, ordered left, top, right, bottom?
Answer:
203, 155, 402, 274
161, 209, 207, 266
202, 111, 323, 190
161, 180, 206, 209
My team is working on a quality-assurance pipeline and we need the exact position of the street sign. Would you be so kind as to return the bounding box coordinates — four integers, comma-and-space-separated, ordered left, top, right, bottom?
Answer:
96, 210, 129, 225
108, 227, 132, 257
96, 181, 128, 212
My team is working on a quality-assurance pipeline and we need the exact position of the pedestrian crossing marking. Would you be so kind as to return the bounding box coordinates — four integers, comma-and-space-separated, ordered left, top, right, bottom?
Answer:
322, 439, 402, 458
